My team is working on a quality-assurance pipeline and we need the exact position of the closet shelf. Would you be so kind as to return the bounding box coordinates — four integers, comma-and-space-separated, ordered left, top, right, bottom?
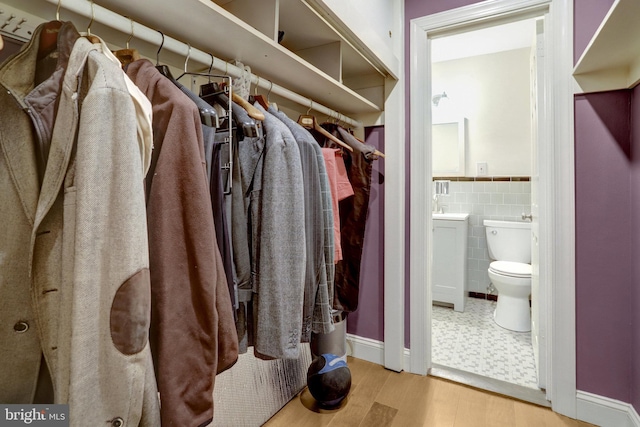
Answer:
99, 0, 382, 115
573, 0, 640, 93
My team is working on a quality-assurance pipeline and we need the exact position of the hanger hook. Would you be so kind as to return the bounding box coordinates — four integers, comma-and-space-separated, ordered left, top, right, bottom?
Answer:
156, 30, 165, 65
267, 80, 273, 100
56, 0, 62, 21
306, 100, 313, 115
254, 76, 260, 95
183, 43, 191, 74
207, 53, 214, 82
87, 0, 95, 36
126, 18, 134, 49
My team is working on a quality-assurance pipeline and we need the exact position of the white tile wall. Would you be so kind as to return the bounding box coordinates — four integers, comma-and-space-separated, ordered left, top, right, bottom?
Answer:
436, 180, 531, 293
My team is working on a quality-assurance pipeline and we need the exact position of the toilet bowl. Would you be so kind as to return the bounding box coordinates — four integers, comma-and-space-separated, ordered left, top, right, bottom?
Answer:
484, 220, 532, 332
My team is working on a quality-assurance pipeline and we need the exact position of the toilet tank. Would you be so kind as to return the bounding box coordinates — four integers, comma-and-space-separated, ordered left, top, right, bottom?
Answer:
484, 220, 531, 263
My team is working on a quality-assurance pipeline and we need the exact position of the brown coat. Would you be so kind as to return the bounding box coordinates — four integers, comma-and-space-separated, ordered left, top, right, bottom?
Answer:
126, 60, 238, 427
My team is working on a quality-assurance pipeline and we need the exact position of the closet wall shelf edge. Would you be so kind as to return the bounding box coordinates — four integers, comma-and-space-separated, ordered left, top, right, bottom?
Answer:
573, 0, 640, 93
96, 0, 381, 115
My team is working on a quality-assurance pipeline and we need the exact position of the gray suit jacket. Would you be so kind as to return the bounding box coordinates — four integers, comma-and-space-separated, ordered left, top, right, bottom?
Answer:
252, 103, 306, 359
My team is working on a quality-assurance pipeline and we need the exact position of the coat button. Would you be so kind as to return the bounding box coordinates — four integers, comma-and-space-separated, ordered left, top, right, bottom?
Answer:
13, 321, 29, 333
111, 418, 124, 427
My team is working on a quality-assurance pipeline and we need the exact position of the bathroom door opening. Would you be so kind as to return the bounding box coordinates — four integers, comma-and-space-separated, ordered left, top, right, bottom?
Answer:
428, 15, 549, 399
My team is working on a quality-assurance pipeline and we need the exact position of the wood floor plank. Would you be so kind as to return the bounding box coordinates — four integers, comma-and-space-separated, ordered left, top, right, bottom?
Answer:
374, 368, 413, 409
358, 402, 398, 427
264, 358, 599, 427
421, 377, 459, 427
326, 360, 392, 427
451, 382, 490, 426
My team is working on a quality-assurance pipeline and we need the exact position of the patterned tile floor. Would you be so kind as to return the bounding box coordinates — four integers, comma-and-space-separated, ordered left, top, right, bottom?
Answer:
432, 297, 539, 389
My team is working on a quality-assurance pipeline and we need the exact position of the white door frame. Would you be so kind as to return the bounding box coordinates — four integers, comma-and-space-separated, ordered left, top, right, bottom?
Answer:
407, 0, 576, 418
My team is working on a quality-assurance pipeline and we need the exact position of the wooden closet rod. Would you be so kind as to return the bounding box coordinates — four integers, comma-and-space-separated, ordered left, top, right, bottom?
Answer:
44, 0, 363, 129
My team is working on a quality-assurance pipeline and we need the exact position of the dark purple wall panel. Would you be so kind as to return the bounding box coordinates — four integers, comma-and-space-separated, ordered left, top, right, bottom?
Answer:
631, 86, 640, 414
574, 91, 632, 402
347, 126, 385, 341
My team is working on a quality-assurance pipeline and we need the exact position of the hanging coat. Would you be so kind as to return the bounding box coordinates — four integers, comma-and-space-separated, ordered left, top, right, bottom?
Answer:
0, 24, 160, 426
125, 59, 238, 427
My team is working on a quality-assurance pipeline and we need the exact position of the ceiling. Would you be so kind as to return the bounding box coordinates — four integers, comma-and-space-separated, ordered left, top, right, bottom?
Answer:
431, 18, 539, 63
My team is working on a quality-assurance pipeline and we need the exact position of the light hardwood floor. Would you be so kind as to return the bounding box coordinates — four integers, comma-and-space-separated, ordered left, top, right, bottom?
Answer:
263, 357, 596, 427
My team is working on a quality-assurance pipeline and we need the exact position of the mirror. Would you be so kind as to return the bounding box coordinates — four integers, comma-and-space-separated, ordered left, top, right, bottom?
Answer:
433, 118, 466, 176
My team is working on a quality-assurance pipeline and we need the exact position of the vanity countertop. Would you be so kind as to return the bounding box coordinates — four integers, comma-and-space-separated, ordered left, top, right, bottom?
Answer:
433, 212, 470, 221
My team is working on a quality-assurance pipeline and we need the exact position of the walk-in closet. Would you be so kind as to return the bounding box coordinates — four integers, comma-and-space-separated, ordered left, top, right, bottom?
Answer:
0, 0, 400, 425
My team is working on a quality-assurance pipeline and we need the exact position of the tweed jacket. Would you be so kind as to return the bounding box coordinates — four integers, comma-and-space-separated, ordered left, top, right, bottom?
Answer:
268, 106, 335, 337
252, 103, 306, 360
0, 24, 160, 426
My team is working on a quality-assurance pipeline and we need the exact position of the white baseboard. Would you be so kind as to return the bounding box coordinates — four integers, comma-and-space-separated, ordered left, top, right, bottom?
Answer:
345, 334, 411, 369
577, 391, 640, 427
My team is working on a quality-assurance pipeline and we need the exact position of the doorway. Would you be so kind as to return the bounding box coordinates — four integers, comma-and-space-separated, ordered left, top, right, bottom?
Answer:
406, 0, 576, 416
429, 17, 545, 395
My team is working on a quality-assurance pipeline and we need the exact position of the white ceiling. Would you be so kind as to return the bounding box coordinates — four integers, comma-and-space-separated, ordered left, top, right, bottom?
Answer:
431, 18, 539, 63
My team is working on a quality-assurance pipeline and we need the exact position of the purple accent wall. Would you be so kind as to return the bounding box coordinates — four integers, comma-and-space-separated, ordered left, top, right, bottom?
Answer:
401, 0, 640, 412
346, 126, 385, 341
404, 0, 483, 349
631, 86, 640, 413
573, 0, 640, 410
574, 91, 633, 402
573, 0, 614, 64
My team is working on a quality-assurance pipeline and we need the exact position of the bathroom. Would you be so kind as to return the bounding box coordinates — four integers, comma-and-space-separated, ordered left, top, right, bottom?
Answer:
429, 17, 544, 394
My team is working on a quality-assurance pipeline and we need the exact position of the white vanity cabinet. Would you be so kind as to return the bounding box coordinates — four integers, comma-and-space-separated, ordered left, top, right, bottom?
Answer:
432, 213, 469, 312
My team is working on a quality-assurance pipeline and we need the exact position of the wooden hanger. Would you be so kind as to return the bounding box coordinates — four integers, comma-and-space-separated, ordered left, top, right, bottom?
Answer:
113, 18, 140, 67
233, 92, 265, 121
298, 114, 353, 152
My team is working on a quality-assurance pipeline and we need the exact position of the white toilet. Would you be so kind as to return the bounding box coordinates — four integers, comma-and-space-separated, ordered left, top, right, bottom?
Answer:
484, 220, 532, 332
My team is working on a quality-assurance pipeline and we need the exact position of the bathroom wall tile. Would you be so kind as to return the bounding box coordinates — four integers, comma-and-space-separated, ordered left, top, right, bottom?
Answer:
468, 236, 479, 250
431, 178, 531, 300
473, 182, 486, 193
511, 205, 527, 217
471, 204, 485, 216
491, 193, 504, 205
517, 193, 531, 205
455, 192, 467, 203
504, 193, 518, 205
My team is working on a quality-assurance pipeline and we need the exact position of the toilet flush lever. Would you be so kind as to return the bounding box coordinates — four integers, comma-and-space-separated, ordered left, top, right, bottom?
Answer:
522, 213, 533, 221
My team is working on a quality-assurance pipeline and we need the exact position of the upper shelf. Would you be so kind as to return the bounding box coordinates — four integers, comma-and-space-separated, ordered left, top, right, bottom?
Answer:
573, 0, 640, 93
97, 0, 382, 114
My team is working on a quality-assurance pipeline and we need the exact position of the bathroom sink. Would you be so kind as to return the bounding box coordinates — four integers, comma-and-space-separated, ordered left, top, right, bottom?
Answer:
433, 213, 470, 221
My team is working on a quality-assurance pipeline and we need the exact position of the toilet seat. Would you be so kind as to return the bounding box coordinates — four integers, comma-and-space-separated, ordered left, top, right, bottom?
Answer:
489, 260, 531, 278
